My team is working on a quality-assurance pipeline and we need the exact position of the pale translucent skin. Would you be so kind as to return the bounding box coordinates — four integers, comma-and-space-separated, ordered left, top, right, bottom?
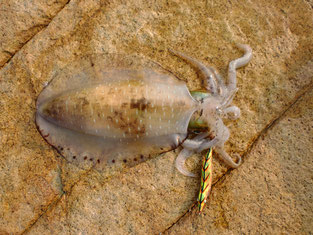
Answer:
36, 45, 252, 176
36, 55, 198, 173
174, 44, 252, 176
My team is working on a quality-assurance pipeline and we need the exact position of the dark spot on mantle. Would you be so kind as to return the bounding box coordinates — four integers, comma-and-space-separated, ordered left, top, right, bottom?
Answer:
130, 97, 150, 111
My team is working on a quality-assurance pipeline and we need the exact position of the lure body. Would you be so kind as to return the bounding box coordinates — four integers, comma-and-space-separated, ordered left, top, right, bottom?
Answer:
198, 148, 213, 213
36, 45, 252, 177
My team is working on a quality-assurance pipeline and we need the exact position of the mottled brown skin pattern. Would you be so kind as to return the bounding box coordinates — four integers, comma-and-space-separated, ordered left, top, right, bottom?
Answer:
40, 78, 196, 140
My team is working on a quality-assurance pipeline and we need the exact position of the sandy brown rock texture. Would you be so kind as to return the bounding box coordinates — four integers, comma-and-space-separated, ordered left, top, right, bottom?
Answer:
0, 0, 312, 234
0, 0, 69, 67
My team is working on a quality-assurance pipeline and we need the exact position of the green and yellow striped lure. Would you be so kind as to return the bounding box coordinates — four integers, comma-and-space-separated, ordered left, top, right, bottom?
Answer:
198, 148, 213, 213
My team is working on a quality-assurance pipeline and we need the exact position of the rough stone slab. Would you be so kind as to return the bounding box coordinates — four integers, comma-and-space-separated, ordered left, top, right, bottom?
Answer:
0, 0, 69, 67
27, 151, 201, 234
0, 0, 312, 234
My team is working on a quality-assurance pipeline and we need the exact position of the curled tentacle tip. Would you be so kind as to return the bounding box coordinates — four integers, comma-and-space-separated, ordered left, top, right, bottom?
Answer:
175, 149, 197, 177
236, 44, 253, 59
232, 153, 242, 168
180, 170, 197, 178
236, 43, 251, 50
175, 161, 197, 177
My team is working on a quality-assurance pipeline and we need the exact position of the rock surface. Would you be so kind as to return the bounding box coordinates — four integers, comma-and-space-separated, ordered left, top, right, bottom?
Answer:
0, 0, 312, 234
0, 0, 69, 67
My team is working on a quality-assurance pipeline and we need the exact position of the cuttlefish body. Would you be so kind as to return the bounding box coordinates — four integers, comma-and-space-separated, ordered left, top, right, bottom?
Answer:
36, 45, 252, 179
